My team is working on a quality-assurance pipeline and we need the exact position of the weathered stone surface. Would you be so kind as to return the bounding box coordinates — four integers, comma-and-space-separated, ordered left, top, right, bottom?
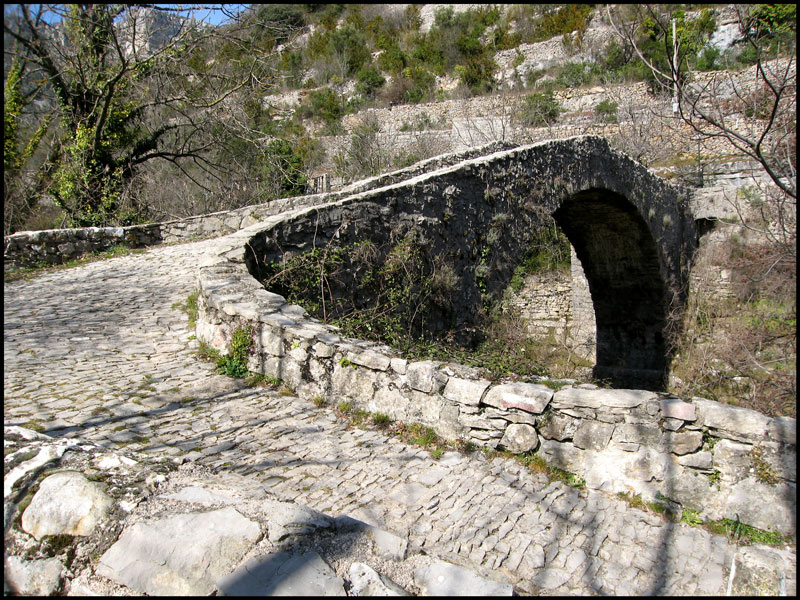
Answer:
612, 423, 661, 446
21, 471, 113, 540
533, 567, 572, 590
623, 446, 669, 482
217, 551, 346, 596
677, 451, 713, 470
499, 423, 539, 453
660, 398, 697, 421
332, 360, 378, 403
482, 383, 553, 414
263, 499, 333, 541
552, 387, 656, 410
4, 556, 64, 596
694, 398, 771, 442
662, 431, 703, 455
348, 562, 409, 596
537, 413, 579, 441
537, 438, 586, 473
413, 559, 513, 596
713, 439, 753, 479
669, 470, 717, 514
406, 361, 444, 394
443, 377, 491, 407
162, 486, 238, 505
725, 477, 796, 536
370, 386, 411, 422
572, 421, 615, 451
260, 327, 284, 356
97, 507, 261, 596
767, 416, 796, 445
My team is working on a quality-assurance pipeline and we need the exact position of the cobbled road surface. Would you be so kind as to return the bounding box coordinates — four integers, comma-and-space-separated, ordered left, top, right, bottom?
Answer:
3, 239, 781, 595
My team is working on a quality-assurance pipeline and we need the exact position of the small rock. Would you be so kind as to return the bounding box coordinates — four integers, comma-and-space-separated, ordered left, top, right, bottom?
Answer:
4, 556, 64, 596
499, 423, 539, 453
264, 499, 333, 541
348, 562, 408, 596
21, 471, 113, 539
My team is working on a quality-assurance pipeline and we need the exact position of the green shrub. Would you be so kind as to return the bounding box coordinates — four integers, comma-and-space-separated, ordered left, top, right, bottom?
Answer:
594, 99, 618, 123
402, 66, 437, 103
297, 87, 345, 125
216, 326, 254, 378
520, 92, 561, 126
355, 66, 386, 98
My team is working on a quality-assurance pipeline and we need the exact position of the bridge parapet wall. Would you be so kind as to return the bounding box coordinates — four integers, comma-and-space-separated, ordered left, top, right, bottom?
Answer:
194, 137, 795, 537
196, 222, 796, 537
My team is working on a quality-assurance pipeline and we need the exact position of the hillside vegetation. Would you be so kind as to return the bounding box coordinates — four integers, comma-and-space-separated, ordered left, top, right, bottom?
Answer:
4, 4, 795, 416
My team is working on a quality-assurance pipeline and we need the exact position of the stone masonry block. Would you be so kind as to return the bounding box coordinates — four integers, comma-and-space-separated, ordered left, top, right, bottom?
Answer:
660, 398, 697, 421
573, 421, 614, 451
443, 377, 491, 407
537, 413, 579, 441
661, 431, 703, 455
482, 383, 552, 414
693, 398, 771, 442
407, 361, 445, 394
348, 349, 391, 371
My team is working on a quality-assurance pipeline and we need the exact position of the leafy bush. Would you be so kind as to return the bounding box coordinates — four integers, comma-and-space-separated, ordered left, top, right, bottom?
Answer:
401, 66, 437, 103
215, 326, 254, 378
594, 99, 619, 123
520, 92, 562, 126
355, 66, 386, 98
297, 87, 345, 125
262, 138, 308, 199
377, 41, 407, 74
555, 61, 602, 88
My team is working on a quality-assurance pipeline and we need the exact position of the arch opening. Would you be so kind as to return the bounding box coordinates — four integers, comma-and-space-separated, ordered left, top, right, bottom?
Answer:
553, 189, 669, 390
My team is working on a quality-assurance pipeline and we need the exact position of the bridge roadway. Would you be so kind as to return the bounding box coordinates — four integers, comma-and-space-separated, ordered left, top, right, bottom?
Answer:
2, 237, 786, 595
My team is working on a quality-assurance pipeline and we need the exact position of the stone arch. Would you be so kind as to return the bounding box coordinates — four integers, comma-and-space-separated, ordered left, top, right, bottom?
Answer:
553, 188, 668, 389
243, 136, 698, 392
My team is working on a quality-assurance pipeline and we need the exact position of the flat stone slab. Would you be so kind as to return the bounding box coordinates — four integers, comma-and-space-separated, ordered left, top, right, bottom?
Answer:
413, 559, 513, 596
97, 507, 261, 596
552, 387, 656, 409
348, 562, 408, 596
216, 551, 346, 596
263, 499, 333, 541
483, 383, 553, 414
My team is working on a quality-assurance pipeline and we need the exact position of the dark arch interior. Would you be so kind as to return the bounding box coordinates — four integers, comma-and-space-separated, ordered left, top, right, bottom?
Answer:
553, 189, 668, 390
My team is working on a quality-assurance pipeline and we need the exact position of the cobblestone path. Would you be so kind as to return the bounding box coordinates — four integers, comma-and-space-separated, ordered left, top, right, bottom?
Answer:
3, 239, 790, 595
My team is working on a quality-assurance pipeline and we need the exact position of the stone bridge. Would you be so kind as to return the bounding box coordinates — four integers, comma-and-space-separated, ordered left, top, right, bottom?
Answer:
244, 136, 697, 390
4, 136, 796, 595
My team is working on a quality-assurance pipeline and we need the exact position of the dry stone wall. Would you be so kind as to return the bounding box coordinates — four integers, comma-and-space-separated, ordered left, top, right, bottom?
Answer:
196, 228, 795, 537
194, 137, 795, 536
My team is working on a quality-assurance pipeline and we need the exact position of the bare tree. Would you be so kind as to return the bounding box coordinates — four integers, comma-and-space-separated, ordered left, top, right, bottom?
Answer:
3, 4, 296, 231
607, 4, 796, 200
